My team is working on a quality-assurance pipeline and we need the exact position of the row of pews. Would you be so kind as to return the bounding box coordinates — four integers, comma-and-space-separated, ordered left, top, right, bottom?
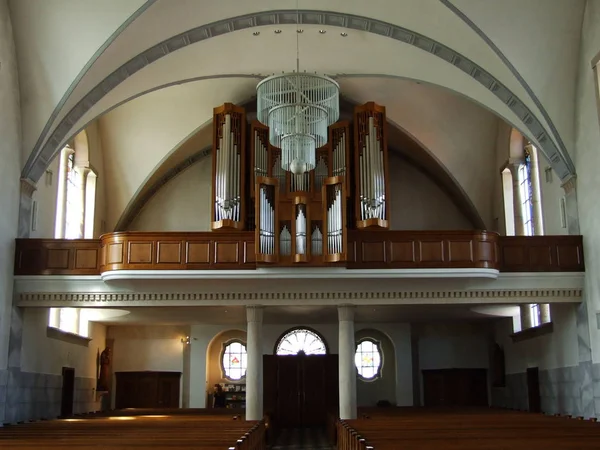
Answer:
0, 409, 266, 449
337, 407, 600, 449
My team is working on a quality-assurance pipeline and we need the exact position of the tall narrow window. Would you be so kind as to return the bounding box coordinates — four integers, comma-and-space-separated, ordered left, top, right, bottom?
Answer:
519, 148, 535, 237
530, 304, 541, 327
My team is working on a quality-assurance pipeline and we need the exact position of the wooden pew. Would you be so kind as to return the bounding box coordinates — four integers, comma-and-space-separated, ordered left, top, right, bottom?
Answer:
0, 410, 266, 450
337, 408, 600, 450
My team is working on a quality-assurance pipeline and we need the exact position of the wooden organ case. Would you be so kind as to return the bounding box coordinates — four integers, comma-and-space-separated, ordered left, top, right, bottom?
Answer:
210, 101, 390, 266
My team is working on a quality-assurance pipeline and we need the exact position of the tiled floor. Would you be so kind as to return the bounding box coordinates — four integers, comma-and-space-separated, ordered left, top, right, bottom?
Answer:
271, 427, 333, 449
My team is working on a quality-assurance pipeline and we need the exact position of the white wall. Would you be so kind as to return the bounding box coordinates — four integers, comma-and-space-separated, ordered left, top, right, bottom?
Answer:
0, 0, 21, 371
30, 156, 59, 238
495, 304, 579, 374
129, 158, 212, 232
389, 155, 473, 230
21, 308, 106, 378
573, 0, 600, 363
418, 322, 491, 371
108, 325, 189, 407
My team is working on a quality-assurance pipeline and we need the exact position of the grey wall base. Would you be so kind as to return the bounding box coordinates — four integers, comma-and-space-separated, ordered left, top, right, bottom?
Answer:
492, 365, 600, 418
0, 368, 101, 425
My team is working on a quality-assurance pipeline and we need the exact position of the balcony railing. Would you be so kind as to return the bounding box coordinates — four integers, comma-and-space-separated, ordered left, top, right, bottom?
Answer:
13, 231, 584, 275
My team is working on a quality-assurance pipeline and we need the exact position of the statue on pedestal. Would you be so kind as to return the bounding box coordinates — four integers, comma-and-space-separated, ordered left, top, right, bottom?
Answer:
97, 347, 111, 392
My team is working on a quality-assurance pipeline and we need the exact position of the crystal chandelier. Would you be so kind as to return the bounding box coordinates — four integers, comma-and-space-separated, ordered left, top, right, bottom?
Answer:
256, 6, 340, 175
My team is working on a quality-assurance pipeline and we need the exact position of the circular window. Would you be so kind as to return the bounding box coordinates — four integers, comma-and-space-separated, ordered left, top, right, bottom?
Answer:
355, 338, 382, 380
275, 328, 327, 355
222, 340, 247, 381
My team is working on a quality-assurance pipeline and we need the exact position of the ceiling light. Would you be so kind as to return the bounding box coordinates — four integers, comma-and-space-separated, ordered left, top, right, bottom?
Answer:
297, 29, 304, 33
274, 29, 282, 34
253, 31, 260, 36
340, 32, 348, 37
319, 30, 326, 34
257, 10, 339, 175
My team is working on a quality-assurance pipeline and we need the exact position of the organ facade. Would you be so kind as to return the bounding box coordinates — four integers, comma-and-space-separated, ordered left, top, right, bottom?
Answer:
211, 101, 389, 266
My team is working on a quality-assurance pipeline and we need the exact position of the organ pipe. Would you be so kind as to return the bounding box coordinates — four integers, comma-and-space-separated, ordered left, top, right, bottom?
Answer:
250, 121, 269, 198
211, 103, 245, 230
292, 197, 310, 263
329, 121, 350, 195
323, 177, 347, 262
354, 103, 389, 229
255, 177, 279, 263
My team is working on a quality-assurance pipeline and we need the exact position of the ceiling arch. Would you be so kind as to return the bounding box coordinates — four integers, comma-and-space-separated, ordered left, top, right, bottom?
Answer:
115, 97, 485, 231
21, 7, 574, 185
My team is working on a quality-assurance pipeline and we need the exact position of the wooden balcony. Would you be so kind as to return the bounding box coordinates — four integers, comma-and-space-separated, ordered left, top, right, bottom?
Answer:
13, 231, 584, 275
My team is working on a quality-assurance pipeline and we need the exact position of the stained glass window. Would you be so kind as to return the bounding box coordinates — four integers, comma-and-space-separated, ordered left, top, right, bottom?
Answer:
275, 328, 327, 355
355, 339, 382, 380
222, 341, 247, 381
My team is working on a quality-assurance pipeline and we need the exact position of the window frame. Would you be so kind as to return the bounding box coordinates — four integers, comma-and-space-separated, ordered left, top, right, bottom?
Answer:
221, 339, 248, 382
355, 337, 383, 382
274, 327, 328, 356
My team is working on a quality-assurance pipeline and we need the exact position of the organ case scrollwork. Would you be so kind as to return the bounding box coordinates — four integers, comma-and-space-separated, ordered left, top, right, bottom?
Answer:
323, 177, 347, 263
354, 102, 390, 230
255, 177, 279, 263
211, 103, 246, 230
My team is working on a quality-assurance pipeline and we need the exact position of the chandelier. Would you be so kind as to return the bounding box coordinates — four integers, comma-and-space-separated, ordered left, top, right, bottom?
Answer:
256, 6, 339, 175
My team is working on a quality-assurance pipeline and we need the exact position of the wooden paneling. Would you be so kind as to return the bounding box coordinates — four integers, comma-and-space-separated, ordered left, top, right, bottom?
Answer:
347, 230, 499, 269
14, 232, 585, 275
14, 239, 102, 275
100, 232, 255, 271
115, 371, 181, 409
498, 235, 584, 272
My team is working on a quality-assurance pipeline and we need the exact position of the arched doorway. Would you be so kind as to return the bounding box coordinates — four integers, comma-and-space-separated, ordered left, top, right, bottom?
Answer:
264, 328, 338, 428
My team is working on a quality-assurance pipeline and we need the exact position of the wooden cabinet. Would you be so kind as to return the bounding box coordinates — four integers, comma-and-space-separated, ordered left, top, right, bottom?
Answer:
263, 355, 338, 428
115, 371, 181, 409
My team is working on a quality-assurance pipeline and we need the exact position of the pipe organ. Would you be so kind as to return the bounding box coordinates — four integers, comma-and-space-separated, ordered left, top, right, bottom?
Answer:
210, 101, 390, 265
211, 103, 246, 230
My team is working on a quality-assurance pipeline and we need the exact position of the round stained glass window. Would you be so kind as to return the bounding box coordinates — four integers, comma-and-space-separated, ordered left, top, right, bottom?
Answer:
355, 339, 382, 380
275, 328, 327, 355
222, 340, 247, 381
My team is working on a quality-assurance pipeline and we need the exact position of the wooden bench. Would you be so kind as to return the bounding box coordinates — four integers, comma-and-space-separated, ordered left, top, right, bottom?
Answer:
0, 409, 266, 450
337, 408, 600, 449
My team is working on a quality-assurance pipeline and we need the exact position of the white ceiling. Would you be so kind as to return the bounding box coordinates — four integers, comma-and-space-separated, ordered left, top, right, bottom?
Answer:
88, 304, 516, 326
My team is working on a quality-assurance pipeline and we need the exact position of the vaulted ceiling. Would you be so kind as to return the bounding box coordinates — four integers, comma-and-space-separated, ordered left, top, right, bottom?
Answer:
9, 0, 586, 229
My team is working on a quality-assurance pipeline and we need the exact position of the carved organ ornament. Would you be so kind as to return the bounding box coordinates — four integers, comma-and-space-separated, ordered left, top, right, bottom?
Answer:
210, 102, 390, 266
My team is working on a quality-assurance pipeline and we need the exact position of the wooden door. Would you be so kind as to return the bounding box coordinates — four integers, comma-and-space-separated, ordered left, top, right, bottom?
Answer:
264, 354, 338, 428
115, 372, 181, 409
527, 367, 541, 413
422, 369, 488, 407
60, 367, 75, 417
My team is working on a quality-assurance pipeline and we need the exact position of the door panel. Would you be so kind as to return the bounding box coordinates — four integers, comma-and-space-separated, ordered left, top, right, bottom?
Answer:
115, 372, 181, 409
61, 367, 75, 417
422, 369, 488, 407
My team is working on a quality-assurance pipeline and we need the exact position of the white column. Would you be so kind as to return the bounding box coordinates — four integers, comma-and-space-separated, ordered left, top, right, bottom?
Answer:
338, 305, 357, 419
246, 305, 264, 420
508, 161, 526, 236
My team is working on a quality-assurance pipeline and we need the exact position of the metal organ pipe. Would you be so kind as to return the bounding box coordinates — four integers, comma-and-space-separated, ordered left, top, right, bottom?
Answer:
311, 226, 323, 256
359, 117, 385, 221
215, 113, 241, 223
296, 206, 307, 255
327, 186, 343, 255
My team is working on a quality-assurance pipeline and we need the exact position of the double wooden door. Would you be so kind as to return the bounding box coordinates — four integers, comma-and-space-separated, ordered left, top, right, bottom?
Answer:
422, 368, 488, 407
264, 354, 338, 428
115, 371, 181, 409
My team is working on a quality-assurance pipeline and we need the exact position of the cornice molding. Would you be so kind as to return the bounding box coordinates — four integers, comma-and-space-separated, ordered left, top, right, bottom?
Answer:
17, 288, 582, 307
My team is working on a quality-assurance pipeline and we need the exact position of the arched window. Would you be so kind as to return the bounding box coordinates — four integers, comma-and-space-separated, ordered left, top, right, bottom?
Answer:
222, 340, 247, 381
355, 338, 382, 380
275, 328, 327, 355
